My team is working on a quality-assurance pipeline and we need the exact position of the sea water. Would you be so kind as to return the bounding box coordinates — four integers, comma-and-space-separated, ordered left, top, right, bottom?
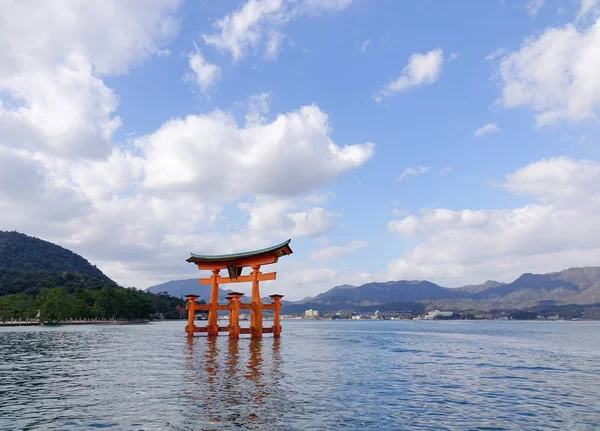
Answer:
1, 320, 599, 430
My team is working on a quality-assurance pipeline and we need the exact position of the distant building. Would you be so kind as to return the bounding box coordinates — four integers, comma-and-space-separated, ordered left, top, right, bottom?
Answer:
304, 309, 319, 319
373, 310, 381, 319
423, 310, 453, 320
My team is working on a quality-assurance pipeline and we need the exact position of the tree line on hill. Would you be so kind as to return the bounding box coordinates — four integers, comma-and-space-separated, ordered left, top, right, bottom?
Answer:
0, 285, 187, 322
0, 231, 189, 322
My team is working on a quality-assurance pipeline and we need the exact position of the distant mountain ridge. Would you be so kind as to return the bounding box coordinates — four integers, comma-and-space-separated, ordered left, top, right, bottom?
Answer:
147, 278, 251, 302
300, 267, 600, 312
147, 278, 231, 301
151, 266, 600, 313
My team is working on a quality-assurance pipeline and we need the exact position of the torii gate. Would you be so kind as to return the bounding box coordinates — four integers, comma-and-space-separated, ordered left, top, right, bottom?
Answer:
184, 239, 293, 338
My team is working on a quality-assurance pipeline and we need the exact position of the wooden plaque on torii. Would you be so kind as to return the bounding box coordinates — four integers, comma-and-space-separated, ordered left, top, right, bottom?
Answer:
184, 239, 292, 338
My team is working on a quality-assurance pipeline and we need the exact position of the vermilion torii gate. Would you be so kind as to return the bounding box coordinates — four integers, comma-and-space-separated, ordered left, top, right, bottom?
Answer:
184, 240, 293, 338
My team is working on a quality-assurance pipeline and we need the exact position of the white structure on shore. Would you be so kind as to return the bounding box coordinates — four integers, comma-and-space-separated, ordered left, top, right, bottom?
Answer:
423, 310, 453, 320
304, 309, 319, 319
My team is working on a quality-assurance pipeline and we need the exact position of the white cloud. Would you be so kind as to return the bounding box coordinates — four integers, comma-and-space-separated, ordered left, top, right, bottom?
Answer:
278, 265, 375, 299
305, 191, 335, 206
485, 48, 506, 61
388, 157, 600, 286
439, 166, 453, 175
374, 48, 443, 102
202, 0, 351, 61
497, 16, 600, 126
578, 0, 600, 21
245, 92, 272, 124
392, 208, 411, 218
526, 0, 545, 15
138, 104, 374, 199
238, 197, 340, 241
0, 148, 91, 235
396, 166, 430, 182
360, 39, 372, 51
301, 0, 351, 14
185, 44, 221, 92
309, 240, 369, 260
474, 123, 501, 137
0, 0, 181, 159
504, 156, 600, 207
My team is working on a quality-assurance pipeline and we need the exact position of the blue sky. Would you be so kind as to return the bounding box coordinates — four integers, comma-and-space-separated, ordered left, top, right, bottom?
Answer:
2, 0, 600, 299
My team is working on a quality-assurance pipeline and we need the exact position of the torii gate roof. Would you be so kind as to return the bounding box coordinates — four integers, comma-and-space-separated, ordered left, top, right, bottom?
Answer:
186, 239, 293, 265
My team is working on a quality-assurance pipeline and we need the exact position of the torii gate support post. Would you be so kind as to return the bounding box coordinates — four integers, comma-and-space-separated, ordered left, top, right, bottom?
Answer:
269, 294, 284, 337
185, 294, 199, 337
228, 292, 243, 339
207, 269, 220, 336
250, 265, 262, 338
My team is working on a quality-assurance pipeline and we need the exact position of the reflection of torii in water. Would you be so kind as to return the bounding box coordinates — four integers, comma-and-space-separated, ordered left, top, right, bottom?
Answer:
182, 337, 284, 427
184, 240, 293, 338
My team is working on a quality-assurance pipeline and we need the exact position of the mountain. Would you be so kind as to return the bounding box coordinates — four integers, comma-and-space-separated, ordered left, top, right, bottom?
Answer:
0, 231, 112, 296
0, 231, 185, 321
294, 267, 600, 313
306, 280, 468, 307
456, 280, 504, 294
147, 278, 233, 301
0, 231, 107, 277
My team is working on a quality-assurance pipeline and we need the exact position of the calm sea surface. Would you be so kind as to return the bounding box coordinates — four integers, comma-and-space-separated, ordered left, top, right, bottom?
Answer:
1, 320, 599, 430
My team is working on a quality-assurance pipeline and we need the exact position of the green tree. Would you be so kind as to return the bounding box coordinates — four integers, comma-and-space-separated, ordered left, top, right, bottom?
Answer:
38, 288, 70, 322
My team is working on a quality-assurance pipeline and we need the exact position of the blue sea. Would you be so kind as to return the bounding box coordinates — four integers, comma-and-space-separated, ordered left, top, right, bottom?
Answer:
1, 320, 599, 430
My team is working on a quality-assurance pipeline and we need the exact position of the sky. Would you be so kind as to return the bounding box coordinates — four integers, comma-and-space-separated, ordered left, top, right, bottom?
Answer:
2, 0, 600, 300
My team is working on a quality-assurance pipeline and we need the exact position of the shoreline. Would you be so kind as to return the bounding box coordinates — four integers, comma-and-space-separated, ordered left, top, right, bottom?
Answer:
0, 319, 150, 327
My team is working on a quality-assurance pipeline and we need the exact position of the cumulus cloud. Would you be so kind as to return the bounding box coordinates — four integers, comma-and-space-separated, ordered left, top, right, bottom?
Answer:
504, 157, 600, 207
138, 104, 375, 199
396, 166, 430, 182
388, 157, 600, 286
0, 0, 181, 159
474, 123, 501, 137
237, 196, 340, 241
185, 44, 221, 92
374, 48, 443, 102
0, 148, 91, 236
202, 0, 351, 61
496, 15, 600, 126
309, 240, 369, 260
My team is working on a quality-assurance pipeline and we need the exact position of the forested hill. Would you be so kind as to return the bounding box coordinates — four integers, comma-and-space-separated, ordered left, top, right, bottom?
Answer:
0, 231, 107, 277
0, 231, 186, 321
0, 230, 111, 297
